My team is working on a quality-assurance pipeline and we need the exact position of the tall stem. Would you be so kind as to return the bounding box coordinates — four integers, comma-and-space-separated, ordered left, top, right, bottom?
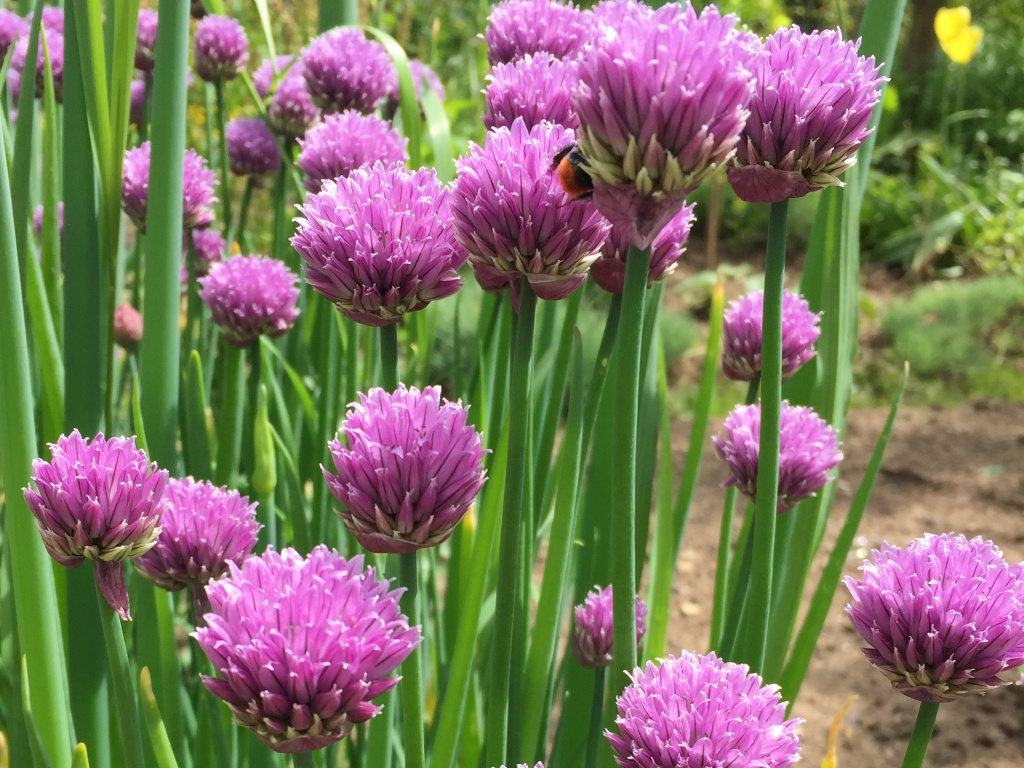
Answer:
380, 324, 399, 391
214, 80, 232, 239
399, 552, 425, 768
293, 751, 318, 768
610, 246, 649, 685
900, 702, 939, 768
214, 343, 247, 486
484, 280, 536, 768
97, 576, 146, 768
735, 200, 789, 673
584, 668, 607, 768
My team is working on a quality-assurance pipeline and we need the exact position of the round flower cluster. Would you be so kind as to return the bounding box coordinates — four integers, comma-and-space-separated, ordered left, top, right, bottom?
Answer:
296, 111, 408, 192
198, 255, 300, 347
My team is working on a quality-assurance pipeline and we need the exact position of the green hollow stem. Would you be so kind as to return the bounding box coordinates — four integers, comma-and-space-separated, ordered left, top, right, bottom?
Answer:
380, 324, 399, 391
293, 751, 317, 768
214, 80, 232, 239
484, 280, 536, 768
234, 176, 255, 253
900, 702, 939, 768
399, 553, 425, 768
584, 669, 607, 768
734, 200, 789, 673
140, 0, 191, 471
581, 291, 622, 460
214, 343, 247, 487
609, 245, 649, 688
709, 377, 760, 650
97, 576, 146, 768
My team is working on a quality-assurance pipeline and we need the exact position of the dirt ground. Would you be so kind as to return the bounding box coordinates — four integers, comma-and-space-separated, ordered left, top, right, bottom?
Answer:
665, 400, 1024, 767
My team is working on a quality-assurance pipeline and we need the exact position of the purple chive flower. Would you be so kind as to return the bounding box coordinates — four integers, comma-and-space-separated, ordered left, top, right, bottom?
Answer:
193, 546, 421, 753
254, 56, 321, 138
485, 0, 590, 66
122, 142, 217, 231
129, 78, 147, 128
199, 255, 300, 348
483, 52, 579, 132
451, 118, 609, 303
135, 477, 260, 619
293, 162, 465, 327
591, 204, 694, 294
225, 117, 281, 178
113, 303, 144, 351
135, 8, 158, 72
573, 3, 754, 248
296, 111, 408, 193
301, 27, 393, 115
22, 430, 168, 621
727, 28, 883, 204
572, 585, 648, 669
494, 765, 544, 768
845, 533, 1024, 703
713, 401, 842, 513
607, 651, 802, 768
41, 7, 64, 34
590, 0, 653, 27
324, 385, 487, 554
721, 289, 821, 382
11, 28, 64, 102
32, 201, 64, 242
184, 227, 226, 276
0, 10, 25, 62
193, 15, 249, 83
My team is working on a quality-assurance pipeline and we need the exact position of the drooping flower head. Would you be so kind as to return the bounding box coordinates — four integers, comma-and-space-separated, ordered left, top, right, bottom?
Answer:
193, 15, 249, 82
726, 28, 883, 203
485, 0, 590, 66
324, 385, 487, 554
135, 478, 260, 619
0, 10, 25, 63
607, 651, 802, 768
122, 142, 218, 231
113, 303, 144, 351
713, 401, 842, 513
135, 8, 159, 72
225, 117, 281, 178
296, 111, 408, 193
194, 546, 421, 752
484, 52, 579, 132
572, 585, 648, 669
199, 255, 300, 347
293, 162, 464, 326
591, 203, 694, 294
254, 55, 321, 138
451, 118, 609, 303
11, 27, 64, 102
845, 533, 1024, 703
22, 430, 168, 621
574, 2, 754, 248
32, 201, 64, 243
184, 227, 226, 277
721, 289, 821, 382
301, 27, 393, 115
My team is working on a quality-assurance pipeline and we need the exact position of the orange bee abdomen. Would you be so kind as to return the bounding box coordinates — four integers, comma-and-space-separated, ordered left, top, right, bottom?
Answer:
552, 144, 594, 201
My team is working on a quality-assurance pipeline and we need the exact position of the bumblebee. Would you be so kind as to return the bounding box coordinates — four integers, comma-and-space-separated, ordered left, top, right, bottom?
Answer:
551, 144, 594, 201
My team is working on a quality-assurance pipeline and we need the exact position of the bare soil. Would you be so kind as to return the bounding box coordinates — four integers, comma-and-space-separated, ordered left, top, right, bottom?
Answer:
667, 400, 1024, 767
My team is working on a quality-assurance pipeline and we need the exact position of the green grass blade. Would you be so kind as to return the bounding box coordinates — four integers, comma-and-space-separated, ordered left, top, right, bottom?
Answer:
24, 240, 64, 442
519, 331, 585, 757
779, 363, 909, 706
0, 104, 73, 768
140, 669, 182, 768
364, 27, 421, 169
140, 0, 190, 470
319, 0, 359, 31
21, 656, 55, 768
62, 0, 104, 437
39, 29, 63, 345
252, 0, 279, 61
10, 0, 43, 278
183, 351, 214, 481
420, 81, 453, 181
646, 277, 724, 657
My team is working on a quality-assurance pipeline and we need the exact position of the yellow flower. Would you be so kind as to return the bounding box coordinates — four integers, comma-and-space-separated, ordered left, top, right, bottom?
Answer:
934, 6, 984, 64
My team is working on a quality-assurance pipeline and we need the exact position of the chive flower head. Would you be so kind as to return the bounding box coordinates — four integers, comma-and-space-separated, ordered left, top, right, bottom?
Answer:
591, 203, 694, 294
225, 117, 281, 178
721, 289, 821, 382
301, 27, 393, 115
121, 142, 218, 232
483, 52, 579, 132
572, 585, 648, 669
135, 9, 158, 72
485, 0, 590, 66
297, 110, 408, 193
193, 14, 249, 82
199, 254, 300, 348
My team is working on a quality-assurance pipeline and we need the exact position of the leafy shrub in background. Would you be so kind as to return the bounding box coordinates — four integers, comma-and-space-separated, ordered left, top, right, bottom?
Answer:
882, 277, 1024, 399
